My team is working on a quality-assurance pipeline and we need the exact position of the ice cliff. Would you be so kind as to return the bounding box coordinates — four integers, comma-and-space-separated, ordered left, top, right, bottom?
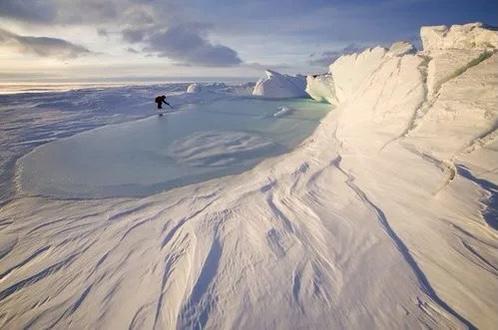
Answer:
302, 22, 498, 327
252, 70, 308, 98
307, 22, 497, 159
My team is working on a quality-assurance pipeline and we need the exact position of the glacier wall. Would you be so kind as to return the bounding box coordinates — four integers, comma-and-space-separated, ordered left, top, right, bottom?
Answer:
307, 22, 498, 160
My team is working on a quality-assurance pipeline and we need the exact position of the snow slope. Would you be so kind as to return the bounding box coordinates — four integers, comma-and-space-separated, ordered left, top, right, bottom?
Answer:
252, 70, 308, 98
0, 23, 497, 329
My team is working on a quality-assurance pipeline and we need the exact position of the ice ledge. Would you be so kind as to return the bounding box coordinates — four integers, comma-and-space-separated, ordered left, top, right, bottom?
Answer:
421, 22, 498, 52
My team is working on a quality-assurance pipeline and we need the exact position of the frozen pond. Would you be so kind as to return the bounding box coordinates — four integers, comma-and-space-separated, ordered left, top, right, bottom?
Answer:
17, 98, 330, 198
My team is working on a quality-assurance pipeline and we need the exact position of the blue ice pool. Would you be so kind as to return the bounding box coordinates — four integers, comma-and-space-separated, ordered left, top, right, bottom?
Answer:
17, 98, 331, 198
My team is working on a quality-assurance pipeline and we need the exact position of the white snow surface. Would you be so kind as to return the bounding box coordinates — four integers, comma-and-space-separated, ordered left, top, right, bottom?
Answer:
252, 70, 308, 98
1, 23, 498, 329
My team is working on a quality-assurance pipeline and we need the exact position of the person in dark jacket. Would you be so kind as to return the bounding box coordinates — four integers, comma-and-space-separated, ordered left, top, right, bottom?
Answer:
155, 95, 172, 109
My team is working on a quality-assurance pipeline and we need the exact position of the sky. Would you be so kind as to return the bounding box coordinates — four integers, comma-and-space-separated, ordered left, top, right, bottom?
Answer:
0, 0, 497, 82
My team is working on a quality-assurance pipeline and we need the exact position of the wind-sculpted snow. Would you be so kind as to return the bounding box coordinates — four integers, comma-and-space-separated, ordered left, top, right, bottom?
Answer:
0, 23, 497, 329
0, 122, 470, 328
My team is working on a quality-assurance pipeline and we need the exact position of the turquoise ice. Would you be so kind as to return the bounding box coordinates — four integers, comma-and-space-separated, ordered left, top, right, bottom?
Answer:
18, 98, 330, 198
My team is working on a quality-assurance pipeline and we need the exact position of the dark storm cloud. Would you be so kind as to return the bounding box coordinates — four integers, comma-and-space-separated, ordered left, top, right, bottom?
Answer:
0, 28, 90, 59
144, 25, 242, 66
97, 28, 109, 37
0, 0, 119, 24
122, 27, 148, 43
0, 0, 56, 23
126, 47, 140, 53
0, 0, 244, 67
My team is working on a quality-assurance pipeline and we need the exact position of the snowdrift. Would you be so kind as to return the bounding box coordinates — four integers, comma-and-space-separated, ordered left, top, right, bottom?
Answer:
0, 23, 497, 329
252, 70, 308, 98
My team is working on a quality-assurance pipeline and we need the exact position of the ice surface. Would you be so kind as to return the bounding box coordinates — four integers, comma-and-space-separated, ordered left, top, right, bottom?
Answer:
0, 82, 255, 202
18, 98, 330, 198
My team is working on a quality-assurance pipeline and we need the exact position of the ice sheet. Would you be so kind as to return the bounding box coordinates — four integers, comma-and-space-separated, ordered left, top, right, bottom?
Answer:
17, 98, 330, 198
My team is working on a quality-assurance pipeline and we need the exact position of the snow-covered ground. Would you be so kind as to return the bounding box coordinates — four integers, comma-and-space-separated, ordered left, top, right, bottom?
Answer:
0, 23, 497, 329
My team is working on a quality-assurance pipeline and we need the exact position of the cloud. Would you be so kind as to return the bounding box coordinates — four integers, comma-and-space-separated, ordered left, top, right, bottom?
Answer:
0, 0, 56, 23
96, 28, 109, 37
122, 27, 148, 43
245, 62, 291, 71
144, 25, 242, 67
0, 28, 90, 59
0, 0, 242, 67
309, 44, 366, 67
0, 0, 121, 25
126, 47, 140, 53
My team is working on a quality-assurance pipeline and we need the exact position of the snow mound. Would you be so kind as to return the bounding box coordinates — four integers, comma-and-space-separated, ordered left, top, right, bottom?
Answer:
421, 22, 498, 51
187, 83, 202, 93
252, 70, 308, 98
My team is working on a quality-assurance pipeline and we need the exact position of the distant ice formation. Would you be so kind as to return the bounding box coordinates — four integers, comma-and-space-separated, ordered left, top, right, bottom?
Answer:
252, 70, 308, 98
187, 83, 202, 93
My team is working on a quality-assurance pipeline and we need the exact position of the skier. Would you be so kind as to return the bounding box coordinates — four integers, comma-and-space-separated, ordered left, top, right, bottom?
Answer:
155, 95, 172, 110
